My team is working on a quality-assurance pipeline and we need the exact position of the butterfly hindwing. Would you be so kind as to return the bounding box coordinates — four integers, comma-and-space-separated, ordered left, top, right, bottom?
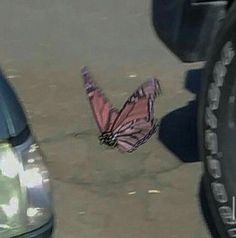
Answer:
116, 119, 158, 152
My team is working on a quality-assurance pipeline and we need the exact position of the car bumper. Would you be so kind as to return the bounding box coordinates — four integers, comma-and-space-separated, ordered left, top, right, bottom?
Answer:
13, 218, 54, 238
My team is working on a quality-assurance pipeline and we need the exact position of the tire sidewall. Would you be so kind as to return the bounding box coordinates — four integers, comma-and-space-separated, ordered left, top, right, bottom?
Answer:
199, 3, 236, 238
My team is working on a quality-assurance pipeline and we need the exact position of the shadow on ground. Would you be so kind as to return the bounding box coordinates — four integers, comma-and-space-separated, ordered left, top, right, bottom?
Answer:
158, 68, 202, 163
159, 68, 223, 238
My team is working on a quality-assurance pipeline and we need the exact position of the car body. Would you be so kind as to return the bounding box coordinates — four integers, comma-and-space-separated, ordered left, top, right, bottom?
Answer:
152, 0, 228, 62
0, 69, 54, 237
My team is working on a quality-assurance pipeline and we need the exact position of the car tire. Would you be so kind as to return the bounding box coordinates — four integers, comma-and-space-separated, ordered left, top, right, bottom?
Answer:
198, 2, 236, 238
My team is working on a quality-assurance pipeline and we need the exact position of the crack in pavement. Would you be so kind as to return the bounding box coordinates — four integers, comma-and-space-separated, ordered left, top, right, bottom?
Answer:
40, 128, 184, 191
53, 163, 183, 190
39, 128, 96, 144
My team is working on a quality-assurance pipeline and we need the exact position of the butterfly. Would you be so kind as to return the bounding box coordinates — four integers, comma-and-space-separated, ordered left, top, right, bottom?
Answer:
82, 66, 161, 153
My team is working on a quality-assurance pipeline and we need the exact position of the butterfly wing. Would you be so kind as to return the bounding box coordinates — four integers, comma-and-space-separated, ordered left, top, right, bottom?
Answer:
116, 119, 158, 153
110, 78, 161, 132
82, 66, 119, 133
110, 78, 161, 152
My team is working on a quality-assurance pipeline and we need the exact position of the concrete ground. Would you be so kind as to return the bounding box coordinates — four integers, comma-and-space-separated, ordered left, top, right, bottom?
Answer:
0, 0, 211, 237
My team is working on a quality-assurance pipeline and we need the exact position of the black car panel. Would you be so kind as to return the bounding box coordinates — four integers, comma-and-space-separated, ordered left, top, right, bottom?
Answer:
0, 70, 27, 139
152, 0, 226, 62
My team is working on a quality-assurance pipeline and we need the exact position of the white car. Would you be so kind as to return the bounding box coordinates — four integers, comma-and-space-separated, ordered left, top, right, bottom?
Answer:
0, 69, 54, 238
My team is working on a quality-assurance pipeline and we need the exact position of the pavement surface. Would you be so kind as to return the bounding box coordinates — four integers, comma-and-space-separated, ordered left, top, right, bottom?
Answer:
0, 0, 211, 237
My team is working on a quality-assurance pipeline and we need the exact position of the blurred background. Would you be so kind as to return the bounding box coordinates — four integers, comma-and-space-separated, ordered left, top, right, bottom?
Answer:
0, 0, 209, 237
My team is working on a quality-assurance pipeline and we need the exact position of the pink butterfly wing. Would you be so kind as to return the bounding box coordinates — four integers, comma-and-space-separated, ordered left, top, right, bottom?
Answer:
112, 79, 161, 152
111, 78, 160, 132
116, 119, 158, 152
82, 66, 118, 133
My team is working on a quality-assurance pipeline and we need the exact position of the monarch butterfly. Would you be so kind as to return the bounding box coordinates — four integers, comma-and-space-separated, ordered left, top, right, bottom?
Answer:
82, 66, 161, 153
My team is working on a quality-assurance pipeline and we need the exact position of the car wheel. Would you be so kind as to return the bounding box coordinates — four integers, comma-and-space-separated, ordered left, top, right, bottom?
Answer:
199, 2, 236, 238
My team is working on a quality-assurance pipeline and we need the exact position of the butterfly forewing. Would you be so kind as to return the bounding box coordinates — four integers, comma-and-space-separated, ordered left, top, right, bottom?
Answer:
111, 79, 160, 152
82, 66, 119, 132
111, 78, 160, 132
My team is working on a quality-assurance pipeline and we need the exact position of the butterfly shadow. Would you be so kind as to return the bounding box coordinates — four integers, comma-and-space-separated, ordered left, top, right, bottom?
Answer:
159, 68, 222, 237
158, 68, 202, 163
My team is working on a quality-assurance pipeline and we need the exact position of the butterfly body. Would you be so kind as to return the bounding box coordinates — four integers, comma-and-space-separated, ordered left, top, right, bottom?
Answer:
99, 132, 118, 147
82, 66, 161, 153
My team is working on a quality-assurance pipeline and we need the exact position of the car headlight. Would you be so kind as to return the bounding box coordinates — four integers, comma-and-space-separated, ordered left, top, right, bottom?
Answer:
0, 139, 53, 238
